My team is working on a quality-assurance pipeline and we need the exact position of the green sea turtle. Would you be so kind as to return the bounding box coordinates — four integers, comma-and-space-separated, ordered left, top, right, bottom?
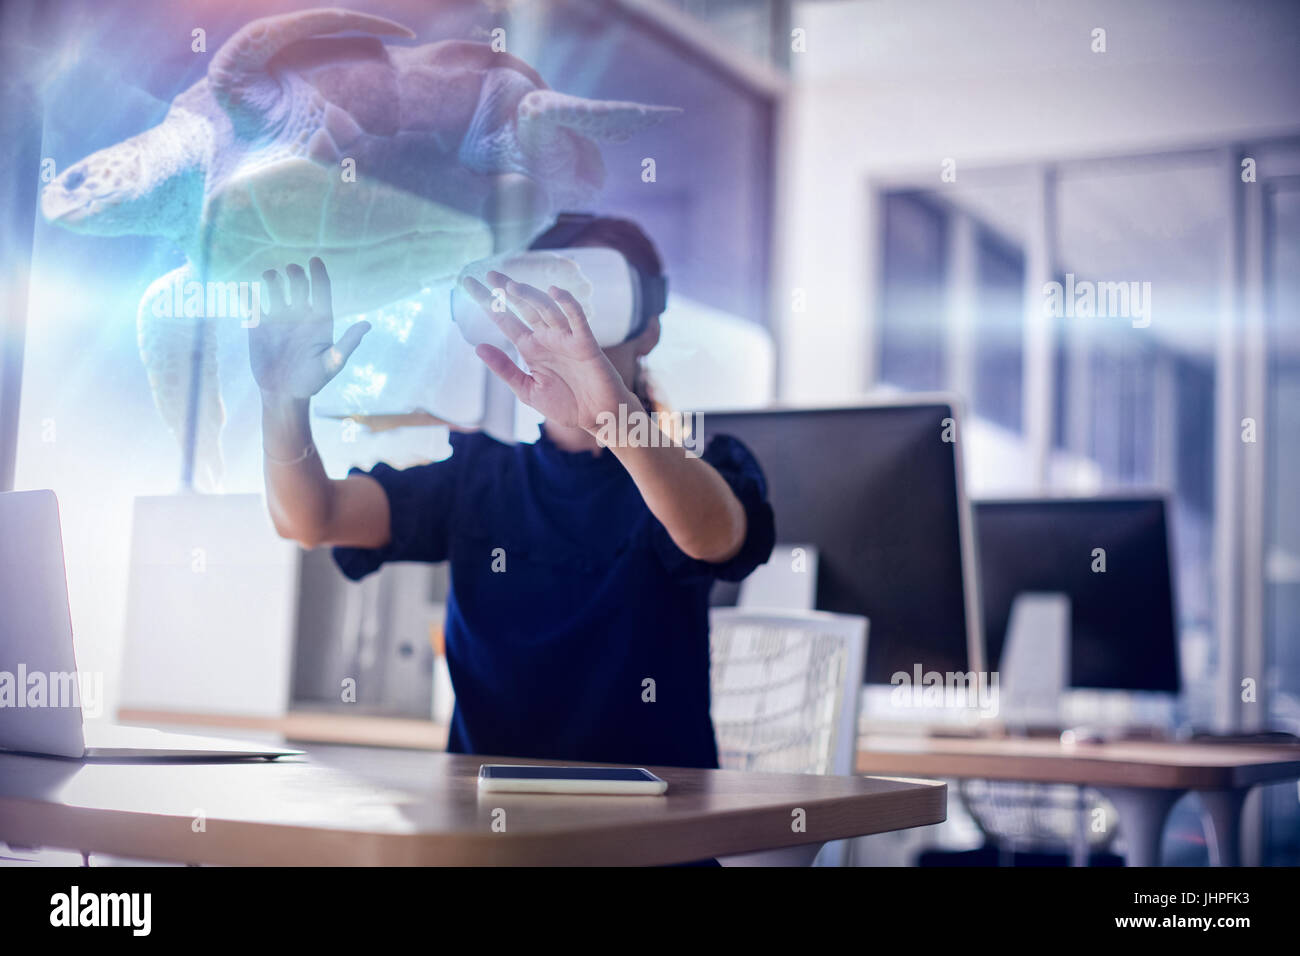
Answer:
40, 7, 676, 489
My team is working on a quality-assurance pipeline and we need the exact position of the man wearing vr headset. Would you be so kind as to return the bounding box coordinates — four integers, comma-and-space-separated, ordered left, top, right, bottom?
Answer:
252, 214, 774, 772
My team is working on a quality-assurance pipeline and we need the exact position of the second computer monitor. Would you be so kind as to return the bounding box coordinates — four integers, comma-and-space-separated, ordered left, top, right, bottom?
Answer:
974, 496, 1180, 693
702, 400, 981, 683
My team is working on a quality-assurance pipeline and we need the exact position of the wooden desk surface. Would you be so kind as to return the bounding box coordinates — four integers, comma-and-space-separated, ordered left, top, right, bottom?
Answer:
857, 733, 1300, 790
117, 707, 450, 751
0, 745, 945, 866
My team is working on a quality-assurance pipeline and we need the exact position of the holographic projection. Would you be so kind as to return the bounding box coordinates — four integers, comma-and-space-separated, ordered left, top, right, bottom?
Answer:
39, 6, 675, 489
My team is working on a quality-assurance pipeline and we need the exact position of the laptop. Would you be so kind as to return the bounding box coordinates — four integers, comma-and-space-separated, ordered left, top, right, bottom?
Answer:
0, 489, 302, 760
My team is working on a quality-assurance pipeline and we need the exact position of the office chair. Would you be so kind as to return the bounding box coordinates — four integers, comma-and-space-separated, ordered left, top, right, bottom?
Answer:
958, 779, 1120, 865
708, 607, 868, 866
955, 595, 1120, 865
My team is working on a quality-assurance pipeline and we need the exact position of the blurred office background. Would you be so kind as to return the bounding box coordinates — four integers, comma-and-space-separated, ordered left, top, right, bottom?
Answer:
1, 0, 1297, 864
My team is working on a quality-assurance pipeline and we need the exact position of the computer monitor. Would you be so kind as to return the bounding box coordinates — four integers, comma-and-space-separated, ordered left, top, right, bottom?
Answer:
702, 399, 982, 683
973, 496, 1180, 692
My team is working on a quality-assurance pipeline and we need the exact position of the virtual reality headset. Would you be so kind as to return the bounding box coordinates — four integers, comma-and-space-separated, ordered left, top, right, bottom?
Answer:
450, 233, 667, 352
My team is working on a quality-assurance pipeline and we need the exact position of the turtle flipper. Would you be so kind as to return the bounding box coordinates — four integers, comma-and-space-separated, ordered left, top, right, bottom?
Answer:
137, 267, 226, 492
513, 91, 680, 203
516, 91, 681, 150
209, 8, 416, 136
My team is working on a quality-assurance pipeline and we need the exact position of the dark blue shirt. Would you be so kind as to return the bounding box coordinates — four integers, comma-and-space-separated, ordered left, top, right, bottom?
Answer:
333, 429, 775, 769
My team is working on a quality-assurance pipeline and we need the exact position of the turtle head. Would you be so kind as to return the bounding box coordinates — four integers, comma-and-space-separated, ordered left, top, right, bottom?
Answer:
42, 140, 149, 234
42, 114, 207, 240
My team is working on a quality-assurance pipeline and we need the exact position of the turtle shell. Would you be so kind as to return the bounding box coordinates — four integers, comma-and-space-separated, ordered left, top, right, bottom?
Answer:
194, 38, 561, 314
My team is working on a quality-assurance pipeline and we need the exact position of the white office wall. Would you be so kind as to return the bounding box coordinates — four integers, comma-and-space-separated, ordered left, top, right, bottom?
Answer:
776, 0, 1300, 401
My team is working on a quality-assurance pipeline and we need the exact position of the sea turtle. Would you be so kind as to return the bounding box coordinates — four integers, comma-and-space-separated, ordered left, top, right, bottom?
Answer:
40, 7, 676, 489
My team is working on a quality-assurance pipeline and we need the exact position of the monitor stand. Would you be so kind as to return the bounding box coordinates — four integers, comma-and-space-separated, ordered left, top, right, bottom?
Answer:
996, 592, 1178, 741
998, 591, 1070, 733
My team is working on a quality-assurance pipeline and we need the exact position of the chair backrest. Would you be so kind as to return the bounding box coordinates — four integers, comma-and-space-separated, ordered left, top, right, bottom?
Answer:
708, 608, 867, 777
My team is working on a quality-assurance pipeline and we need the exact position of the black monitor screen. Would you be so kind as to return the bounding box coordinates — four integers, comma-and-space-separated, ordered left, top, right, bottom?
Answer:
704, 403, 973, 683
974, 498, 1180, 692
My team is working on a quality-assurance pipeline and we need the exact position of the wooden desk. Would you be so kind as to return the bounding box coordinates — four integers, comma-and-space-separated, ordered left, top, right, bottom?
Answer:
857, 734, 1300, 866
0, 745, 946, 866
116, 708, 450, 751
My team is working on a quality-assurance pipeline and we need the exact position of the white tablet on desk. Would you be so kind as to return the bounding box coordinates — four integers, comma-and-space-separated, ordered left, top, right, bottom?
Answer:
477, 764, 668, 795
